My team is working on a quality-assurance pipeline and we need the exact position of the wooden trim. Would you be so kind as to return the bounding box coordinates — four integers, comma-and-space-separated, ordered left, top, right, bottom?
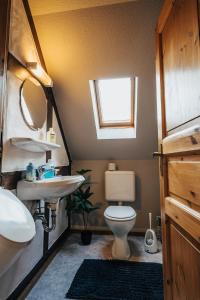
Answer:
165, 197, 200, 244
163, 125, 200, 155
169, 193, 200, 214
94, 77, 135, 129
22, 0, 46, 70
8, 52, 33, 80
45, 88, 72, 164
168, 159, 200, 207
155, 34, 167, 142
0, 0, 11, 183
1, 171, 22, 189
156, 0, 174, 33
130, 77, 135, 127
0, 0, 11, 111
197, 0, 200, 40
170, 219, 200, 253
168, 154, 200, 162
155, 17, 172, 300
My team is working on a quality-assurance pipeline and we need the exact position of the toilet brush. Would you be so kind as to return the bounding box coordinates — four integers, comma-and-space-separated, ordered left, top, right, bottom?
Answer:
144, 212, 158, 254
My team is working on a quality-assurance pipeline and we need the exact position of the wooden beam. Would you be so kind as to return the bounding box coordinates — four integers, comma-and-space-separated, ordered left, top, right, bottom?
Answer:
22, 0, 46, 70
155, 7, 172, 298
0, 0, 11, 184
45, 87, 72, 164
156, 0, 174, 33
0, 0, 11, 128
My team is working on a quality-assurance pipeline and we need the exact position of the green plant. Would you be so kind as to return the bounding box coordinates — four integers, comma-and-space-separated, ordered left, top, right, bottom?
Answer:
66, 169, 99, 230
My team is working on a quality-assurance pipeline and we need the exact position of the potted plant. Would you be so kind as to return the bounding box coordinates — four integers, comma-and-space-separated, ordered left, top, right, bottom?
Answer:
67, 169, 99, 245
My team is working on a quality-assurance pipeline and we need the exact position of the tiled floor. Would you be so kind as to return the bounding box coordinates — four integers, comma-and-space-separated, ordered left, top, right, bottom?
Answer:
26, 234, 162, 300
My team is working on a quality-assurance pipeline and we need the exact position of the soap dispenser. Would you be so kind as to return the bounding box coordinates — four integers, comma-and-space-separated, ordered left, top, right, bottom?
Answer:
26, 162, 36, 182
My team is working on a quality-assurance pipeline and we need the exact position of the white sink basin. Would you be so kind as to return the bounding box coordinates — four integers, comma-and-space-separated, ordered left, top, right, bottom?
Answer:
17, 175, 85, 202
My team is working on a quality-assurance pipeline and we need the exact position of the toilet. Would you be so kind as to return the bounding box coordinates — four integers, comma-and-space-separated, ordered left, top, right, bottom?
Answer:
0, 188, 36, 277
104, 171, 136, 260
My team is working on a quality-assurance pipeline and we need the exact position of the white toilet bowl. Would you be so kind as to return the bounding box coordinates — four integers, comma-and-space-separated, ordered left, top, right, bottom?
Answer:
0, 188, 36, 276
104, 205, 136, 260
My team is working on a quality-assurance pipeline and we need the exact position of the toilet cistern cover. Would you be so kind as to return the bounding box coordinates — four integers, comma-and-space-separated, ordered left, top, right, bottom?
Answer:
104, 206, 136, 220
0, 188, 36, 243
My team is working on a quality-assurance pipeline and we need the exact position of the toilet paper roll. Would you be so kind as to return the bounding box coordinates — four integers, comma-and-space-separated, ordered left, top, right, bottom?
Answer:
108, 163, 116, 171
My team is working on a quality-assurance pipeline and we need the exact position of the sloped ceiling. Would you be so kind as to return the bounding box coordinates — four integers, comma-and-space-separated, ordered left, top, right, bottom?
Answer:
30, 0, 163, 160
29, 0, 138, 16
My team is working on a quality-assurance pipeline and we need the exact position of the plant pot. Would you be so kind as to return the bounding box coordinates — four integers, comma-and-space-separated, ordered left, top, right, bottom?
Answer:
81, 230, 92, 245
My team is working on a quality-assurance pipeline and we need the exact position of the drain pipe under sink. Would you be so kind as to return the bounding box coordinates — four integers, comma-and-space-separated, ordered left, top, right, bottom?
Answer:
33, 202, 57, 232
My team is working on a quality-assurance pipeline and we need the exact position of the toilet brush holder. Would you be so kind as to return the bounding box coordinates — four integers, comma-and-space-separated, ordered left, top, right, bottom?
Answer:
144, 213, 158, 254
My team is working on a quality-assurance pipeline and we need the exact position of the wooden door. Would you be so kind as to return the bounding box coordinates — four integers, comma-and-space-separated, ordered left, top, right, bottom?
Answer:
156, 0, 200, 299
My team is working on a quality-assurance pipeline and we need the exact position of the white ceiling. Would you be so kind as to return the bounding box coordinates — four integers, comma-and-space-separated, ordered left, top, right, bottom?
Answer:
29, 0, 138, 16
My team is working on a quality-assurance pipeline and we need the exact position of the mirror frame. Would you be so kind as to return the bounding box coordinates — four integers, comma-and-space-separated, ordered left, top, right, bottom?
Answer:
20, 77, 47, 131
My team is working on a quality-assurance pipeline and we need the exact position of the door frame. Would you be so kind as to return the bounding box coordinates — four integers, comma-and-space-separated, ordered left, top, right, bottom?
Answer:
155, 1, 175, 299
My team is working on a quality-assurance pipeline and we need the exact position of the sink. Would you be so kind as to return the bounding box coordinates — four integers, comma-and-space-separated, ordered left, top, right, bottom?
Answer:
17, 175, 85, 202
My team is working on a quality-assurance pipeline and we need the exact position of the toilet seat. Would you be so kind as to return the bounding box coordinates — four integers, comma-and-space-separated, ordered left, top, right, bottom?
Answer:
0, 188, 36, 243
104, 205, 136, 221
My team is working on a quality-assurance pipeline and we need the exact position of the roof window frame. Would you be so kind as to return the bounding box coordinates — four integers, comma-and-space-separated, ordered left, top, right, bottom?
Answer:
93, 77, 135, 129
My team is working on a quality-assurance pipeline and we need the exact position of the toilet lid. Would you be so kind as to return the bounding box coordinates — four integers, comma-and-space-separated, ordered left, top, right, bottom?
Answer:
104, 206, 136, 220
0, 188, 36, 243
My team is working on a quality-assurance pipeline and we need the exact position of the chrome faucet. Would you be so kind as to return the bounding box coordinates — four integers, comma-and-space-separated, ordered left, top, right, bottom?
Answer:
37, 163, 55, 180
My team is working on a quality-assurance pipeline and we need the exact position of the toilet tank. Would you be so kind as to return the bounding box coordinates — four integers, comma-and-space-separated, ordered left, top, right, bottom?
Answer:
105, 171, 135, 202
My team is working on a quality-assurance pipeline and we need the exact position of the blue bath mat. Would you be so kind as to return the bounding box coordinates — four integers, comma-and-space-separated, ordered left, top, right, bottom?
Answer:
66, 259, 163, 300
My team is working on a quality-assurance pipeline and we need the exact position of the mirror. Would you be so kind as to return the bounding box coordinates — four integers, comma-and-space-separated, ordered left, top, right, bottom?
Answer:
20, 78, 47, 130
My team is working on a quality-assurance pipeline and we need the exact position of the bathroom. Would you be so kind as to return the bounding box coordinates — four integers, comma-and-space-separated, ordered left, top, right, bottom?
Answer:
1, 0, 200, 299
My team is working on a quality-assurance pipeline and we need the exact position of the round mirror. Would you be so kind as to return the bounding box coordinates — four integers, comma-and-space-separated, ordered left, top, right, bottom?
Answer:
20, 78, 47, 130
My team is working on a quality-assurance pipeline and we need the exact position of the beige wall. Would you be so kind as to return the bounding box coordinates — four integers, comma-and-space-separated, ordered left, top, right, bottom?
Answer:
32, 0, 163, 231
72, 160, 160, 232
33, 0, 163, 160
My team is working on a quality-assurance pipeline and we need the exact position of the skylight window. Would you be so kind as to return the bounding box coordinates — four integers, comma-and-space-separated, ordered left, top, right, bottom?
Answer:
90, 76, 138, 140
95, 78, 134, 128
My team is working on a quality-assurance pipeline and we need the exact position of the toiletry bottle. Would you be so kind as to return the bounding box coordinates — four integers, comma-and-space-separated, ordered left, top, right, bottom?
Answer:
47, 128, 56, 144
48, 159, 55, 177
44, 159, 55, 179
26, 162, 36, 182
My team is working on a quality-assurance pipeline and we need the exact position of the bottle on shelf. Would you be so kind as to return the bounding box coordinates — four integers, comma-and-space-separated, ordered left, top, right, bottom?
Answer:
46, 127, 56, 144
